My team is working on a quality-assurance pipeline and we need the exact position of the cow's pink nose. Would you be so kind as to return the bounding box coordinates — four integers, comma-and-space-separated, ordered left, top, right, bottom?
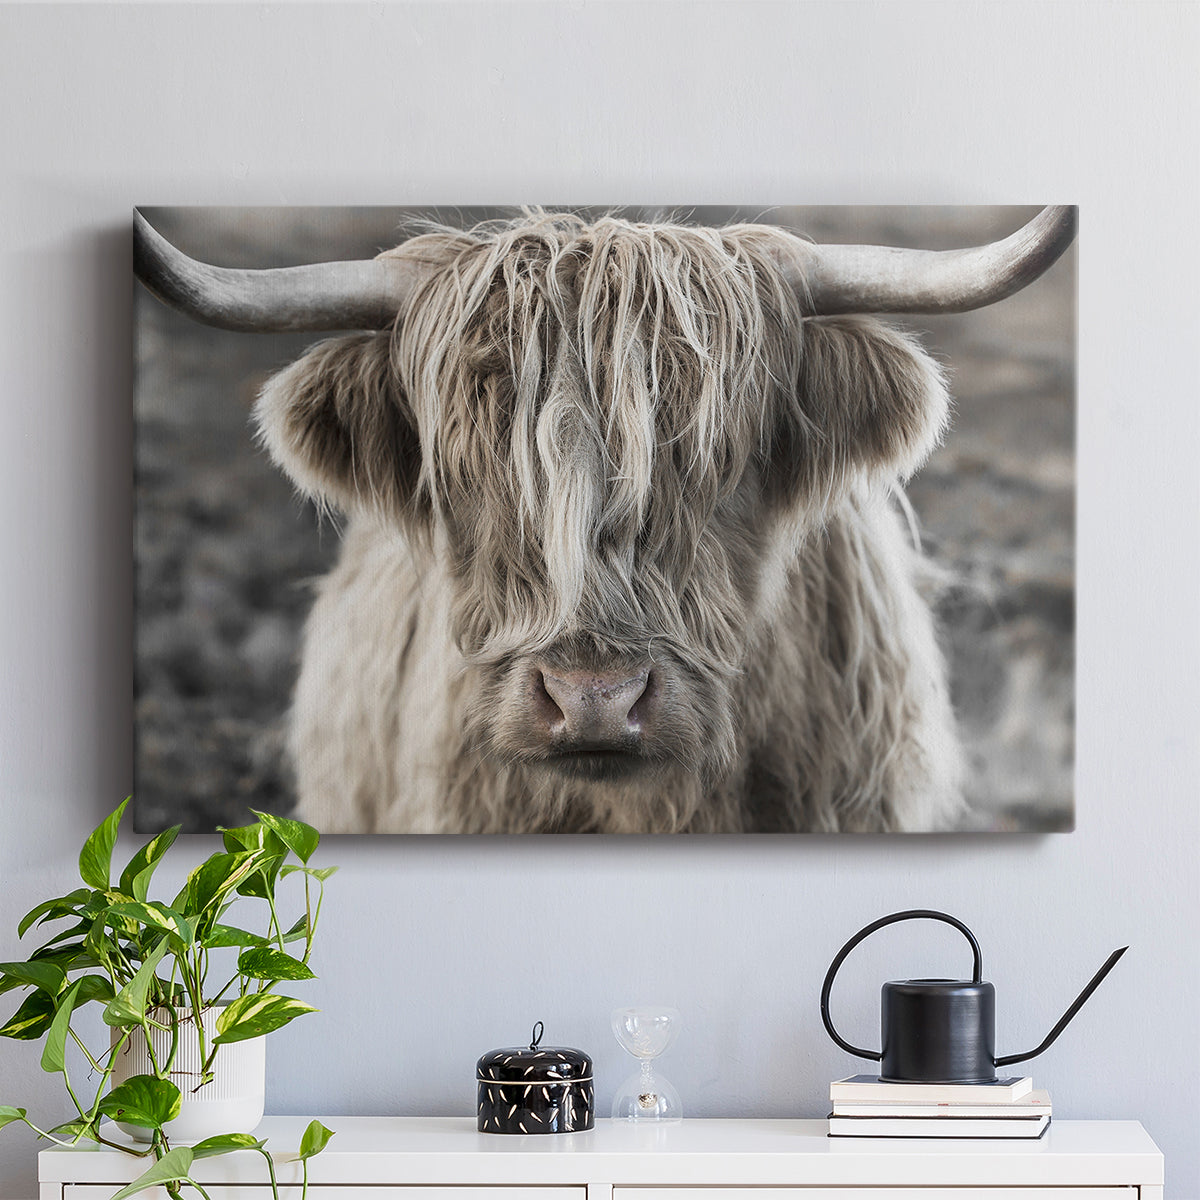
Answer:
535, 667, 653, 744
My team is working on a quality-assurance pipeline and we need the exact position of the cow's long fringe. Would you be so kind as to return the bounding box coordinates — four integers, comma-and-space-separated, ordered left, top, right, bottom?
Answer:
390, 211, 805, 664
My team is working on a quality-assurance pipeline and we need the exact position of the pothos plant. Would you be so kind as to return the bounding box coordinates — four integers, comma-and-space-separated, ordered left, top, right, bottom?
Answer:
0, 798, 337, 1200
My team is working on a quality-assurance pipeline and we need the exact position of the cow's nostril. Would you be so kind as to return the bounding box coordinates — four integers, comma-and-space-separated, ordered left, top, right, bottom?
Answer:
626, 669, 655, 732
533, 670, 568, 731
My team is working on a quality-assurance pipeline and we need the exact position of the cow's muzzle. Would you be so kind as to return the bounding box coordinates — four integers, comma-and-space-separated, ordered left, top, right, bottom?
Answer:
530, 663, 657, 778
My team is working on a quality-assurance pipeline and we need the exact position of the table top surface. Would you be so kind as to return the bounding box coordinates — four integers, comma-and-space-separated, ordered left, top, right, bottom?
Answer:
40, 1117, 1165, 1187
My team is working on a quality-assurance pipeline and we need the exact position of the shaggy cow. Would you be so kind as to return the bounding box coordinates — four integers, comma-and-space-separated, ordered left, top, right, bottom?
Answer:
135, 207, 1076, 834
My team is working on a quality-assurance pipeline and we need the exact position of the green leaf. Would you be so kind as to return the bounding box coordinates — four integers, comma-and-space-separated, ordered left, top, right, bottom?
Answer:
190, 1132, 267, 1158
128, 862, 162, 907
298, 1119, 335, 1160
28, 919, 91, 956
234, 854, 286, 902
282, 916, 311, 944
204, 924, 268, 950
280, 865, 339, 882
219, 824, 255, 853
237, 947, 316, 982
0, 989, 55, 1039
84, 914, 114, 970
117, 825, 181, 901
17, 889, 92, 939
78, 798, 129, 891
98, 1075, 182, 1128
221, 822, 286, 857
44, 1119, 100, 1143
106, 903, 196, 955
109, 1146, 194, 1200
16, 973, 115, 1029
74, 974, 116, 1005
82, 890, 113, 915
103, 939, 167, 1027
213, 993, 318, 1045
252, 810, 320, 864
0, 960, 66, 997
29, 942, 100, 972
40, 978, 84, 1073
0, 1107, 28, 1132
180, 852, 265, 923
219, 826, 285, 901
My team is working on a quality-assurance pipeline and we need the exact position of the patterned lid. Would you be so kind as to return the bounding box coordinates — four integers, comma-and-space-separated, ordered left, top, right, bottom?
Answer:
477, 1022, 592, 1083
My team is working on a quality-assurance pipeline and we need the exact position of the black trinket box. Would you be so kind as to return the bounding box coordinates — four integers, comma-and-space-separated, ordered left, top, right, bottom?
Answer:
477, 1022, 594, 1134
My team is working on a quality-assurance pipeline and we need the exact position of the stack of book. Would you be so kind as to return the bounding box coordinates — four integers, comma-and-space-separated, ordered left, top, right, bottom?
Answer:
827, 1074, 1051, 1139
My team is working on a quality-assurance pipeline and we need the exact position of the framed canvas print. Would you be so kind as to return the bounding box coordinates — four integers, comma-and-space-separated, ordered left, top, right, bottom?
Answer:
133, 205, 1075, 835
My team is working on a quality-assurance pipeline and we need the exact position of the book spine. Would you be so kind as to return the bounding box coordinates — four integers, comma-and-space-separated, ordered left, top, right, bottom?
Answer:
828, 1079, 1034, 1104
826, 1115, 1050, 1139
832, 1104, 1052, 1118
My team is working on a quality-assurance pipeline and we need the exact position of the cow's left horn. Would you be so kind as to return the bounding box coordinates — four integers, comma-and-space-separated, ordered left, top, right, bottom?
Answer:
133, 210, 422, 332
794, 206, 1077, 315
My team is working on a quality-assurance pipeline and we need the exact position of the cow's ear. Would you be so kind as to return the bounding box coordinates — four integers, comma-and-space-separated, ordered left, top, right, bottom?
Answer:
769, 316, 950, 506
254, 330, 425, 526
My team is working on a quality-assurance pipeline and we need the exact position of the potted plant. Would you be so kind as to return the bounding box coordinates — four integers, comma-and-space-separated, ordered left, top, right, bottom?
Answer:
0, 798, 337, 1199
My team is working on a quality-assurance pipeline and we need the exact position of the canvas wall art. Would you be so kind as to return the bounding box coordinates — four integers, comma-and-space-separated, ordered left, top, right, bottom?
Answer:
133, 205, 1076, 835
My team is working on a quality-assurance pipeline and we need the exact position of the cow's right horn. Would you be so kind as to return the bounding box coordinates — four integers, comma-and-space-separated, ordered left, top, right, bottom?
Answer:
796, 205, 1077, 316
133, 210, 422, 332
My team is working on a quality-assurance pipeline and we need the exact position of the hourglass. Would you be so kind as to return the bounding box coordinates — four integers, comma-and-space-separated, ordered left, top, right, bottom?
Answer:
610, 1007, 682, 1121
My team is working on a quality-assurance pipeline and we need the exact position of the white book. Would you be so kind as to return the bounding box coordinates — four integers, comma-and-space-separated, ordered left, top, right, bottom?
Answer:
829, 1074, 1035, 1104
827, 1113, 1050, 1139
832, 1088, 1051, 1118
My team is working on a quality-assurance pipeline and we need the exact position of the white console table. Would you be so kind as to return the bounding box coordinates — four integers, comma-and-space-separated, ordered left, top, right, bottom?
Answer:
40, 1116, 1165, 1200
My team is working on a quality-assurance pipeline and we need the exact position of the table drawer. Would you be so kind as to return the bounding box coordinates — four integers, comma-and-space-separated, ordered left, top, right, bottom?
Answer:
614, 1190, 1137, 1200
65, 1190, 585, 1200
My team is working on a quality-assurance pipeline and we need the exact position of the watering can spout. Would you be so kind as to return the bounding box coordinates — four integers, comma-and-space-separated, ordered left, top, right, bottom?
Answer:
994, 946, 1128, 1068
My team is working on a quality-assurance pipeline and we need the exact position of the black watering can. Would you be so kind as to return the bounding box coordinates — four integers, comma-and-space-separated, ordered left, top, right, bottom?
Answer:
820, 910, 1128, 1084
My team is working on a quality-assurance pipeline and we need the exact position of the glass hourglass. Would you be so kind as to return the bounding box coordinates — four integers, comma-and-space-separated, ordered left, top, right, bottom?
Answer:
610, 1007, 682, 1121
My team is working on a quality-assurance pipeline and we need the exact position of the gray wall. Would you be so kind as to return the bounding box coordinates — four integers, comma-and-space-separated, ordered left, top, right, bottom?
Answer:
0, 2, 1195, 1196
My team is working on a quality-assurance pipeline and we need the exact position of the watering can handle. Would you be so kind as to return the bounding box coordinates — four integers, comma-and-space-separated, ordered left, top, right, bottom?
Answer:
819, 909, 984, 1062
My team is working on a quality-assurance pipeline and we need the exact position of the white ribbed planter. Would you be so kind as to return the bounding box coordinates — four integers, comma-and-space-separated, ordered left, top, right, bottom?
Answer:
109, 1006, 265, 1143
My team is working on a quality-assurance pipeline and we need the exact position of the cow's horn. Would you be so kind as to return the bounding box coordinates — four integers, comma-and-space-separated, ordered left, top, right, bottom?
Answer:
797, 205, 1077, 315
133, 209, 421, 332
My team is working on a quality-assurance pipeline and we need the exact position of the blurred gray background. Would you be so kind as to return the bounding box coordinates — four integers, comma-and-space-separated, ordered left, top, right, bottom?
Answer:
134, 205, 1075, 834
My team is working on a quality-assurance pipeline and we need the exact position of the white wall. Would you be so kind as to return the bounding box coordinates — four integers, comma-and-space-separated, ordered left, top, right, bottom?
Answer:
0, 2, 1196, 1196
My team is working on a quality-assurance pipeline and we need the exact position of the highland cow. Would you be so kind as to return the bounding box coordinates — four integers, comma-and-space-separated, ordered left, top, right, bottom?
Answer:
135, 206, 1076, 833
